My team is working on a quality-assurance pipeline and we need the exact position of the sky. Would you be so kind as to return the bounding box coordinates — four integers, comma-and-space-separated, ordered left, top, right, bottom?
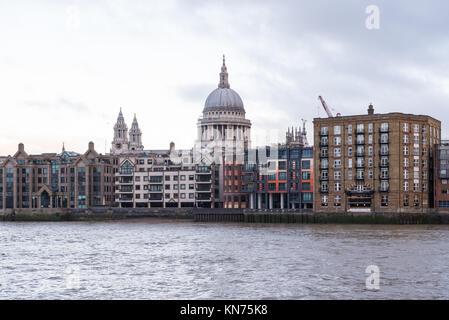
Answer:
1, 0, 449, 155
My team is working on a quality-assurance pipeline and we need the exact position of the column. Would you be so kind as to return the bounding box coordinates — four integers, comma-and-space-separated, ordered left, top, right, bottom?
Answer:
249, 193, 254, 209
269, 193, 273, 209
257, 193, 262, 209
280, 193, 284, 209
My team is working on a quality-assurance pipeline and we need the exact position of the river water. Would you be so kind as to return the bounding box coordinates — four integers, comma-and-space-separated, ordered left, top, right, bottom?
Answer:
1, 220, 449, 299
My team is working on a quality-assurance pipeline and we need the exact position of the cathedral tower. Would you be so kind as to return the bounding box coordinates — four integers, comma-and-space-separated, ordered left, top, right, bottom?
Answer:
129, 113, 144, 151
111, 108, 129, 154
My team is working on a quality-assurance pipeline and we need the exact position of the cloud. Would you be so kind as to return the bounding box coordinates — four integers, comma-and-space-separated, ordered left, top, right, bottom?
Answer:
1, 0, 449, 154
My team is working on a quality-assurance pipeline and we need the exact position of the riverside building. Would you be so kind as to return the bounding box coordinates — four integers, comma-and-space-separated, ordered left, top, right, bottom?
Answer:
243, 121, 313, 209
0, 142, 117, 210
313, 104, 441, 213
434, 140, 449, 212
114, 142, 214, 208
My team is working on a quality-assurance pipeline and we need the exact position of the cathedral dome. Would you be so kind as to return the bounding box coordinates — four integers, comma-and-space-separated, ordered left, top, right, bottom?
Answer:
203, 56, 245, 114
204, 87, 244, 112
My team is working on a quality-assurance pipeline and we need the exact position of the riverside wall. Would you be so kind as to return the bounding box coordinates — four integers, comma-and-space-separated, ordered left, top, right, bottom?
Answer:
2, 207, 449, 224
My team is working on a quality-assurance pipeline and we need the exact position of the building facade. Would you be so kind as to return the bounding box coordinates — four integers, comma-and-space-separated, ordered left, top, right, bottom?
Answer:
314, 104, 441, 213
196, 56, 252, 207
0, 142, 117, 210
113, 143, 215, 208
434, 140, 449, 212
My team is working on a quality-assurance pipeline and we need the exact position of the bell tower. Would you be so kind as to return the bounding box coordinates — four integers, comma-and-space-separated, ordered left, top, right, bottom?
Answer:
111, 107, 129, 154
129, 113, 144, 151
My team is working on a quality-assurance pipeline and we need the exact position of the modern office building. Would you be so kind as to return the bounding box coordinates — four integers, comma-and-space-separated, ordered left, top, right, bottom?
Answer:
314, 104, 441, 213
232, 121, 313, 209
0, 142, 117, 210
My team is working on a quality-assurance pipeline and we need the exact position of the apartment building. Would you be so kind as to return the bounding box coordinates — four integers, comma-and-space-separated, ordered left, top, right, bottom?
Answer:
314, 104, 441, 213
0, 142, 117, 209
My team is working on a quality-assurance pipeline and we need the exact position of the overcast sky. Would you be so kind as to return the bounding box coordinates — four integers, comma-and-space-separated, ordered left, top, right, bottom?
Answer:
1, 0, 448, 155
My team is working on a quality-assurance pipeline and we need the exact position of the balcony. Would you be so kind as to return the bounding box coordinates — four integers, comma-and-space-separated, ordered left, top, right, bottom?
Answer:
320, 176, 329, 181
319, 153, 329, 158
356, 129, 364, 134
319, 131, 329, 136
355, 140, 365, 145
380, 139, 389, 144
356, 152, 365, 157
320, 188, 329, 193
379, 174, 389, 179
319, 165, 329, 170
379, 151, 389, 156
379, 187, 389, 192
379, 162, 389, 168
355, 176, 365, 181
356, 164, 365, 169
379, 127, 389, 133
319, 141, 329, 147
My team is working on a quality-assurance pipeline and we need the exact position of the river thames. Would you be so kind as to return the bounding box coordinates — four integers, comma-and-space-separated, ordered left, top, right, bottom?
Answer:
1, 219, 449, 299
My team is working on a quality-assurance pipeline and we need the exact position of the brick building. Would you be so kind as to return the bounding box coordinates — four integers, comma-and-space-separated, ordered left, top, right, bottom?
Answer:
0, 142, 117, 209
314, 104, 441, 213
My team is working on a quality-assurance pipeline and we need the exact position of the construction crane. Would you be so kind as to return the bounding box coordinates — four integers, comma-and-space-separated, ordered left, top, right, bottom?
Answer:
318, 96, 341, 117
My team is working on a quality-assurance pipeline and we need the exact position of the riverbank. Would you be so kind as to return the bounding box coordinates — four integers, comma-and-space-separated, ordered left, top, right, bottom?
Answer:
2, 207, 449, 224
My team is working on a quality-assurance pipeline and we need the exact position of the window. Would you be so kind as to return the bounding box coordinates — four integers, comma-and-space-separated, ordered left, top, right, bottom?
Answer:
381, 122, 389, 132
120, 161, 134, 175
348, 158, 353, 168
334, 148, 341, 157
348, 136, 353, 145
404, 195, 409, 206
334, 160, 341, 168
334, 195, 341, 207
302, 160, 311, 169
321, 195, 328, 206
302, 182, 311, 191
368, 123, 373, 133
320, 127, 328, 135
403, 181, 409, 191
381, 195, 388, 206
334, 183, 341, 191
348, 124, 353, 134
334, 126, 341, 135
403, 135, 409, 143
403, 158, 409, 167
357, 124, 364, 133
414, 124, 419, 133
404, 170, 409, 179
334, 171, 341, 180
348, 147, 353, 156
403, 146, 409, 155
403, 123, 409, 132
334, 137, 341, 146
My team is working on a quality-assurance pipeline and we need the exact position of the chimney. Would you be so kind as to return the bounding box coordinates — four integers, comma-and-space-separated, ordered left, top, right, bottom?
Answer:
368, 104, 374, 115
